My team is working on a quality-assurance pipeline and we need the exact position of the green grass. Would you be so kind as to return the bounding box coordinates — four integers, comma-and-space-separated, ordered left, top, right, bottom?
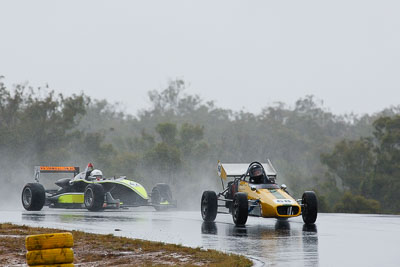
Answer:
0, 223, 253, 266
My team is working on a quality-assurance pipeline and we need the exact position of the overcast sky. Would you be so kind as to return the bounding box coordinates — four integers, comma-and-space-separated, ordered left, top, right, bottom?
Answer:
1, 0, 399, 116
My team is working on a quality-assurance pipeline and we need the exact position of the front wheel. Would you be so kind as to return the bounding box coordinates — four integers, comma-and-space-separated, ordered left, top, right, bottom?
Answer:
84, 184, 105, 211
302, 191, 318, 224
201, 191, 218, 222
22, 183, 45, 211
232, 192, 248, 226
151, 183, 174, 211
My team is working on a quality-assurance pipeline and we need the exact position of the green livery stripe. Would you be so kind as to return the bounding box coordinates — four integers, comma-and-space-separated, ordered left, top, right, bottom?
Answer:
119, 180, 148, 199
268, 189, 286, 199
58, 194, 84, 203
73, 178, 149, 200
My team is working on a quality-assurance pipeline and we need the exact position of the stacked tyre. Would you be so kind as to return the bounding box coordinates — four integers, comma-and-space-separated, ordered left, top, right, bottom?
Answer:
25, 232, 74, 267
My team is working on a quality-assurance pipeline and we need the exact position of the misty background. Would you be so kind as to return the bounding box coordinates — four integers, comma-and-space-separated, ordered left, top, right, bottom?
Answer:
1, 78, 400, 213
1, 1, 400, 213
1, 1, 400, 115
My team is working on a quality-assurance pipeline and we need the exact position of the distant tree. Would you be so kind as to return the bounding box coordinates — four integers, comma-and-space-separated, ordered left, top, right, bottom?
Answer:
5, 76, 400, 213
321, 138, 375, 194
0, 82, 88, 164
0, 79, 95, 202
334, 192, 381, 214
156, 123, 177, 145
321, 115, 400, 213
371, 116, 400, 211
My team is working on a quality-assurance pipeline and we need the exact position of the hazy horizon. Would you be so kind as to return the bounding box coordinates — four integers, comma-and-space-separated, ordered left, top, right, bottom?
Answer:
1, 0, 399, 116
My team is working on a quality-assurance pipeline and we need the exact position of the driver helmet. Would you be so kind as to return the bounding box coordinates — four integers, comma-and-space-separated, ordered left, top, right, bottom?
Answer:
91, 169, 103, 180
249, 164, 263, 178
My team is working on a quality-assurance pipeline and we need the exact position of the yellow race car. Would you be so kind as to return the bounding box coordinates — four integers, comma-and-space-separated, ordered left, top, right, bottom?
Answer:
201, 161, 317, 226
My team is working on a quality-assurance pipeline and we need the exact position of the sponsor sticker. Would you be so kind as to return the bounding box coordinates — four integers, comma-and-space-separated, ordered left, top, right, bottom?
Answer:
273, 199, 294, 204
129, 181, 139, 187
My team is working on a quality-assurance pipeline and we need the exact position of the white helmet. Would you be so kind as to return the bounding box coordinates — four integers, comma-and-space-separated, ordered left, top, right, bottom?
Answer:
90, 169, 103, 179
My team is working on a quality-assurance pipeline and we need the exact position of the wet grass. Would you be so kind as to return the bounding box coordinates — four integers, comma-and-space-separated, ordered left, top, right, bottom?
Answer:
0, 223, 253, 266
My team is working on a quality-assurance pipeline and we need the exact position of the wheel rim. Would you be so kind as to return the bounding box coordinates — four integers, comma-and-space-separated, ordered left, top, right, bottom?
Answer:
22, 187, 32, 207
201, 197, 208, 217
233, 199, 238, 222
85, 188, 94, 207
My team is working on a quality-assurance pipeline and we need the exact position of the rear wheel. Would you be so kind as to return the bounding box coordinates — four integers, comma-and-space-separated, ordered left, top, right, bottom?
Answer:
201, 191, 218, 222
84, 184, 104, 211
22, 183, 45, 211
232, 192, 248, 226
302, 191, 318, 224
151, 183, 173, 211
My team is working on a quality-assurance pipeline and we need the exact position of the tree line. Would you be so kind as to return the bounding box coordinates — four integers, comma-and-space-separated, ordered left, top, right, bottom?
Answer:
0, 77, 399, 213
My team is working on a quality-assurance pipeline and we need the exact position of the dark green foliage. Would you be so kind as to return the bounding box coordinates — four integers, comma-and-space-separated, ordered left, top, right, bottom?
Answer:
321, 138, 375, 194
144, 143, 181, 173
0, 83, 88, 163
2, 76, 400, 213
321, 115, 400, 213
155, 123, 177, 145
0, 79, 112, 199
334, 192, 381, 214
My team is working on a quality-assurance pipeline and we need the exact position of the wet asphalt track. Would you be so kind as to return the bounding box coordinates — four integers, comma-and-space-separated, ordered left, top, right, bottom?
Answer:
1, 208, 399, 267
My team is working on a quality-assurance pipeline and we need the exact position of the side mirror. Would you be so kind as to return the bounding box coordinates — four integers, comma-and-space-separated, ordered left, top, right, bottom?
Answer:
281, 184, 287, 190
251, 185, 257, 191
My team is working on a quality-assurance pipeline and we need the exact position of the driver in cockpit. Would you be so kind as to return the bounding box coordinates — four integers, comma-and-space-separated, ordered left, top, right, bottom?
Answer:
71, 163, 102, 181
249, 163, 273, 184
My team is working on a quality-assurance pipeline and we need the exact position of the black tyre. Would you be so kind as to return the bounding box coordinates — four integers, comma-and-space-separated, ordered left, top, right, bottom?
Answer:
232, 192, 248, 226
201, 191, 218, 222
302, 191, 318, 224
151, 183, 173, 211
84, 184, 105, 211
225, 181, 235, 210
22, 183, 45, 211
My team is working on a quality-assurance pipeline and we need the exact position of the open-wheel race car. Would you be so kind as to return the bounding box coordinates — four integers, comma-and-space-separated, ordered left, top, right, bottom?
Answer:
201, 161, 317, 226
22, 163, 176, 212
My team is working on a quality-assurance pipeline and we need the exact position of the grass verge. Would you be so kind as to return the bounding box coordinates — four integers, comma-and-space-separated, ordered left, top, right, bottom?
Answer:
0, 223, 252, 266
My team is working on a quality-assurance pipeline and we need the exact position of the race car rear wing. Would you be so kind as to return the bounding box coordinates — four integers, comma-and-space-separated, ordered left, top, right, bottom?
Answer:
34, 166, 80, 182
217, 160, 277, 180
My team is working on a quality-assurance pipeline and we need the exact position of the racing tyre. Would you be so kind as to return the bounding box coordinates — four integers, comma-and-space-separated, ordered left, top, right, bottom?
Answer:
84, 184, 105, 211
201, 191, 218, 222
302, 191, 318, 225
22, 183, 45, 211
26, 232, 74, 251
152, 183, 173, 211
26, 248, 74, 265
232, 192, 248, 226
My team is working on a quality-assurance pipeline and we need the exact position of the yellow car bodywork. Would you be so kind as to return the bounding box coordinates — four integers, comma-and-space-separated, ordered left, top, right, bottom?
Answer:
201, 161, 317, 226
238, 180, 301, 218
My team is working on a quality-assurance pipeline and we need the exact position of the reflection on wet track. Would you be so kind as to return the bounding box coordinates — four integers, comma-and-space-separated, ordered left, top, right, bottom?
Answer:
200, 219, 318, 266
1, 208, 399, 266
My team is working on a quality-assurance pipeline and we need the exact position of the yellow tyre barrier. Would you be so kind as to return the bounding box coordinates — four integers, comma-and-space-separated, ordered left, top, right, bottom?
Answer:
26, 232, 74, 251
26, 248, 74, 265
